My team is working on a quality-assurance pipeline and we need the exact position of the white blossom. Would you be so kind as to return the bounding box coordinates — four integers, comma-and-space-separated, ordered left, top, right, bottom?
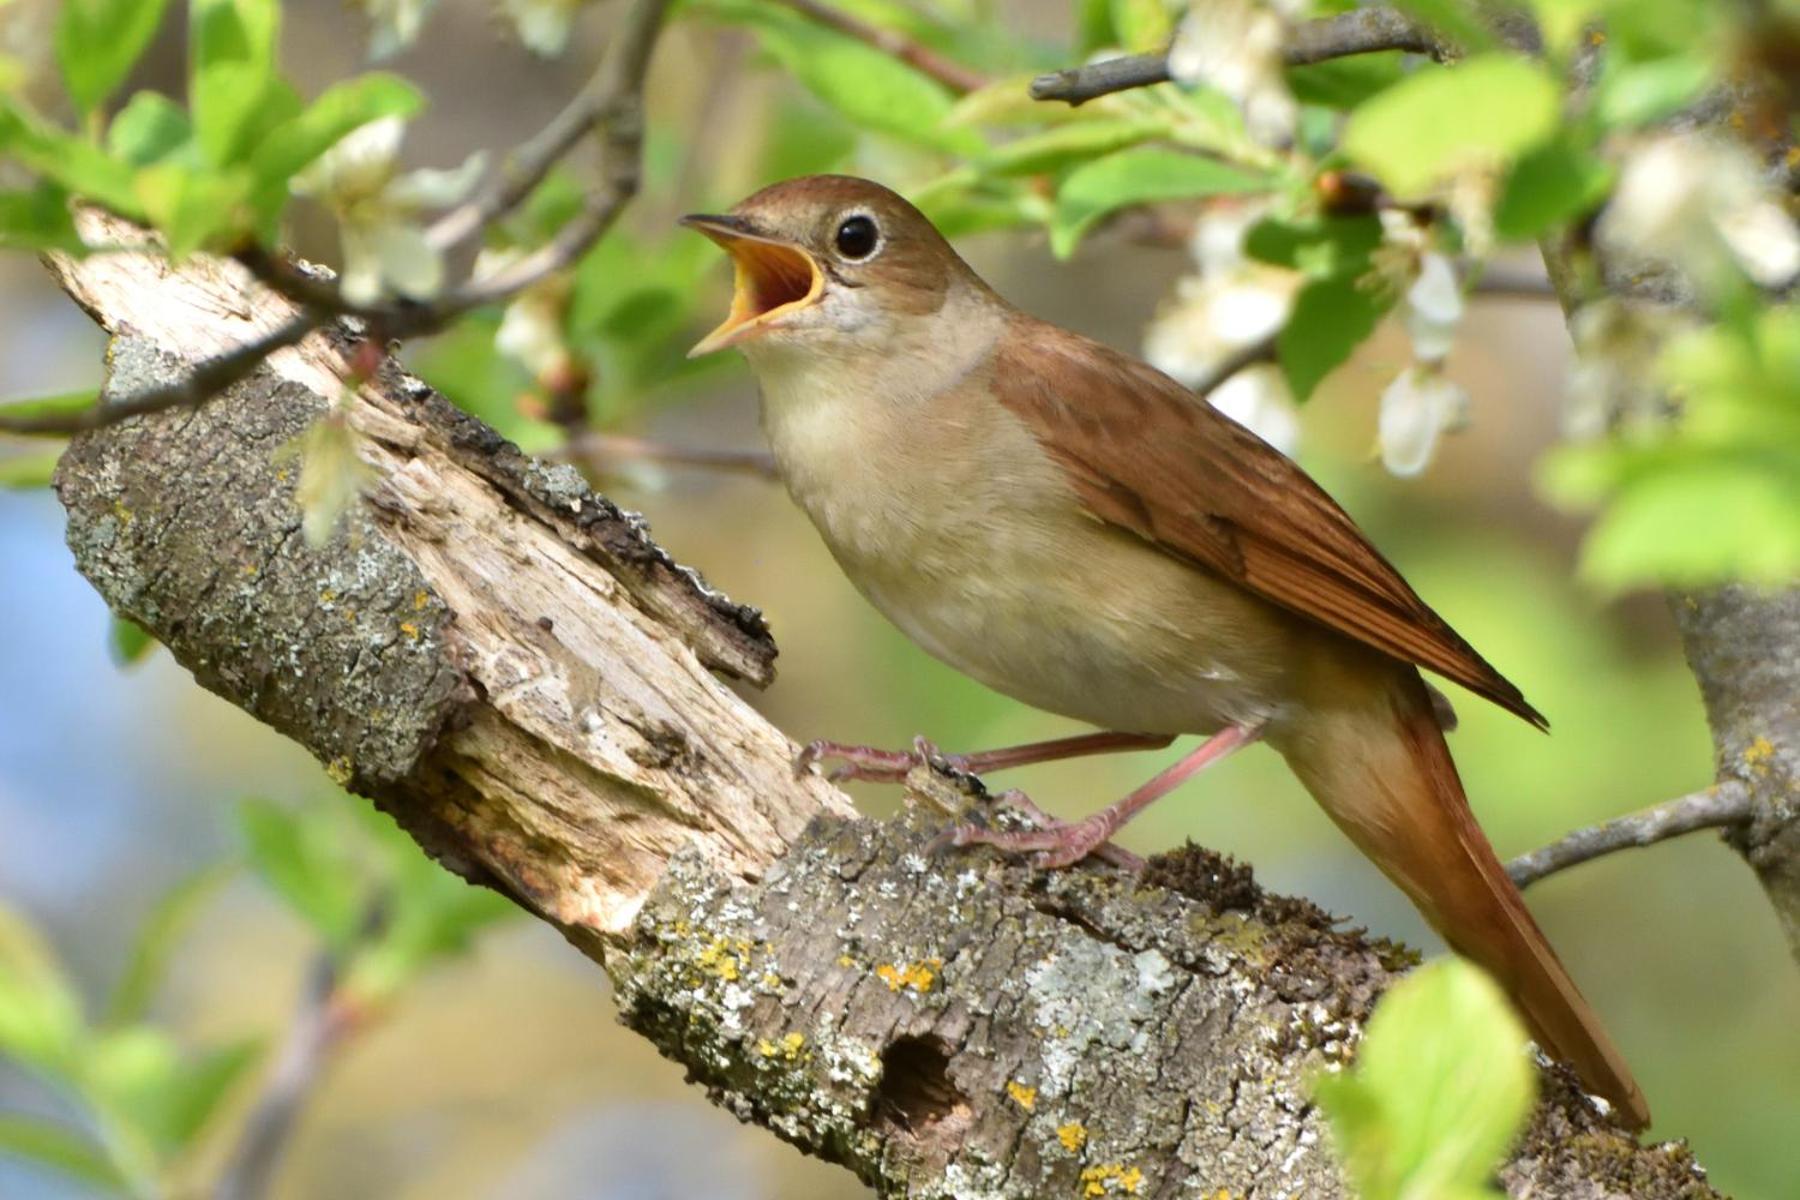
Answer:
479, 247, 573, 379
1167, 0, 1297, 146
1404, 252, 1464, 363
1562, 299, 1683, 439
1145, 201, 1300, 387
504, 0, 587, 56
1600, 131, 1800, 292
1378, 366, 1468, 477
1209, 363, 1301, 457
293, 117, 484, 306
360, 0, 437, 59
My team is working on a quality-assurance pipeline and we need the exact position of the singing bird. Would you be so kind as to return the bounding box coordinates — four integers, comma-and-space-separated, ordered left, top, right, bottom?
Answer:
682, 175, 1648, 1128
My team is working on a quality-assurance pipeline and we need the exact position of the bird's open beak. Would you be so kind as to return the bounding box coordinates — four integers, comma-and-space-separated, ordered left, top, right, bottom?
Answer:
681, 214, 823, 357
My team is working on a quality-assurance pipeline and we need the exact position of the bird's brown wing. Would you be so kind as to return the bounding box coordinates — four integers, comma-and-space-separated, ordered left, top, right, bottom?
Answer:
992, 318, 1546, 729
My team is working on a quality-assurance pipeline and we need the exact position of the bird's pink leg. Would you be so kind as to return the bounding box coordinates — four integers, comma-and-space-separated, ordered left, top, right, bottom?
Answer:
942, 723, 1263, 869
795, 731, 1175, 784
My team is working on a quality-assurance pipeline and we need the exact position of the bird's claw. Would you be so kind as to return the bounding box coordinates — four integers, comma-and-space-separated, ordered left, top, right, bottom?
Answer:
931, 790, 1143, 872
795, 735, 968, 784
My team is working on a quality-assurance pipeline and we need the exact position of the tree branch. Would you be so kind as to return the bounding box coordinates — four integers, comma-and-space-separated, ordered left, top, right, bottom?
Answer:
768, 0, 987, 95
1030, 7, 1446, 106
1507, 784, 1754, 888
32, 212, 1726, 1200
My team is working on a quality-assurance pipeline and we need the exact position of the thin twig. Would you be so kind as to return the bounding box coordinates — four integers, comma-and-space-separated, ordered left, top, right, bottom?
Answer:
557, 431, 780, 480
768, 0, 986, 95
13, 0, 673, 442
1507, 782, 1754, 888
1191, 332, 1280, 397
1030, 7, 1446, 106
0, 313, 316, 437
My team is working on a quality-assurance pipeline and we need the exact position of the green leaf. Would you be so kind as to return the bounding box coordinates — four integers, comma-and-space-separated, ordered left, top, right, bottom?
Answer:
1109, 0, 1174, 53
1342, 55, 1560, 197
55, 0, 174, 116
105, 864, 234, 1027
190, 0, 279, 75
0, 1117, 126, 1191
1314, 958, 1534, 1200
1277, 273, 1386, 401
0, 98, 141, 215
0, 901, 84, 1075
1524, 0, 1604, 57
1492, 136, 1613, 241
1074, 0, 1117, 54
1593, 54, 1713, 130
0, 389, 96, 426
977, 116, 1170, 178
109, 616, 158, 667
251, 73, 423, 183
189, 0, 288, 166
1285, 51, 1406, 111
1244, 212, 1383, 276
0, 448, 63, 489
238, 799, 365, 949
0, 185, 82, 252
1049, 147, 1270, 257
107, 91, 193, 166
143, 1038, 263, 1152
132, 161, 252, 257
696, 0, 977, 153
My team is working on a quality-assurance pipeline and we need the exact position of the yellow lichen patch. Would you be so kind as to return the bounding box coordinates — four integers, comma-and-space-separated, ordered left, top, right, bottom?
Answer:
1005, 1081, 1037, 1110
319, 588, 337, 604
762, 972, 782, 989
780, 1031, 805, 1059
875, 956, 943, 993
413, 590, 429, 610
325, 756, 354, 786
1079, 1163, 1144, 1196
1209, 1190, 1235, 1200
111, 499, 134, 524
1056, 1122, 1088, 1152
695, 935, 747, 982
240, 563, 257, 577
1745, 736, 1775, 776
399, 621, 420, 640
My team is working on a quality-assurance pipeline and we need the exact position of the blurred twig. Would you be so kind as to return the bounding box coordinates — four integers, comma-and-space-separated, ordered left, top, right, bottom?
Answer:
1031, 7, 1447, 106
10, 0, 673, 441
769, 0, 986, 94
1191, 332, 1280, 397
557, 431, 780, 480
1507, 783, 1754, 888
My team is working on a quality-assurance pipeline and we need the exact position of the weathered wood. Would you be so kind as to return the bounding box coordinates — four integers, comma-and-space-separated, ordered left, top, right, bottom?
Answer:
43, 217, 1723, 1198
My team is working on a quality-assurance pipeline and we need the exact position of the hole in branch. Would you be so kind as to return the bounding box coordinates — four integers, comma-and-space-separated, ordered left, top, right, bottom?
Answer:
872, 1035, 970, 1139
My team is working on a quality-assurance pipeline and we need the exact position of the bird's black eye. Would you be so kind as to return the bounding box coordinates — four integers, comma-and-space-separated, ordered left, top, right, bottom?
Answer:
834, 214, 879, 260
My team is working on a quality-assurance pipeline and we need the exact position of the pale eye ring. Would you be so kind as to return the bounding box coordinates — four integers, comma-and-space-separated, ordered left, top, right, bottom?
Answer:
834, 214, 880, 260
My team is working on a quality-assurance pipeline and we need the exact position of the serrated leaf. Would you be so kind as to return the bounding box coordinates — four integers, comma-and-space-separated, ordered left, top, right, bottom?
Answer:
0, 1117, 126, 1191
108, 91, 193, 166
238, 800, 365, 949
55, 0, 174, 116
1342, 55, 1560, 197
1277, 273, 1386, 400
1492, 136, 1613, 241
1315, 958, 1533, 1200
1050, 147, 1270, 257
105, 865, 234, 1027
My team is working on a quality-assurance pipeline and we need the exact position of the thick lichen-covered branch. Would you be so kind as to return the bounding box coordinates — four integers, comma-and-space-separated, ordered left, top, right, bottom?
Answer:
42, 223, 1721, 1198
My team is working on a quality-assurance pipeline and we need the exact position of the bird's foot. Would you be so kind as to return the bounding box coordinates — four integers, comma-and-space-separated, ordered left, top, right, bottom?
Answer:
932, 790, 1143, 871
796, 734, 966, 784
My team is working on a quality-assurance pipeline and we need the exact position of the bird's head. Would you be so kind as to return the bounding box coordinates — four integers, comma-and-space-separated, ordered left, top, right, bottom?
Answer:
682, 175, 978, 359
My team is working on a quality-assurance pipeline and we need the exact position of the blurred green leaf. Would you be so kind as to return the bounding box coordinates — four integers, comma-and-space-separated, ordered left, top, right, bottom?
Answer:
132, 161, 252, 258
1109, 0, 1173, 53
1244, 211, 1382, 276
0, 99, 141, 215
0, 448, 63, 489
105, 864, 234, 1027
1389, 0, 1493, 51
0, 389, 96, 425
697, 0, 978, 153
1278, 273, 1386, 401
239, 799, 365, 949
108, 616, 157, 667
977, 115, 1170, 177
0, 184, 82, 252
1314, 958, 1534, 1200
1492, 136, 1613, 241
1593, 53, 1713, 129
1049, 147, 1269, 257
1524, 0, 1604, 56
1342, 55, 1559, 197
55, 0, 173, 116
189, 0, 290, 166
0, 901, 84, 1075
251, 73, 424, 184
1285, 51, 1406, 111
0, 1117, 125, 1191
1073, 0, 1117, 54
143, 1038, 263, 1153
108, 91, 193, 166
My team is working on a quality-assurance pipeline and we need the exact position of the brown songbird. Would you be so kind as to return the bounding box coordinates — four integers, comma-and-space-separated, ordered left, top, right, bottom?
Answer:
682, 174, 1648, 1128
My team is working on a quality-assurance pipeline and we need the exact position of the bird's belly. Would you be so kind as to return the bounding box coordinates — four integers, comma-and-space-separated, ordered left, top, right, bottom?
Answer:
846, 517, 1299, 736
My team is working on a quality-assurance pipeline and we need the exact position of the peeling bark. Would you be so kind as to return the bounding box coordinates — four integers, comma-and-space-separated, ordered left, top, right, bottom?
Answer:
41, 218, 1726, 1197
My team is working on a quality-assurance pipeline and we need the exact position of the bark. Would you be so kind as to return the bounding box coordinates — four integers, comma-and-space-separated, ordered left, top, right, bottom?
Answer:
42, 218, 1723, 1198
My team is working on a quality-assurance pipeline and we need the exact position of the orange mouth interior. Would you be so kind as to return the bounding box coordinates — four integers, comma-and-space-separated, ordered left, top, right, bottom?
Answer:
690, 237, 822, 356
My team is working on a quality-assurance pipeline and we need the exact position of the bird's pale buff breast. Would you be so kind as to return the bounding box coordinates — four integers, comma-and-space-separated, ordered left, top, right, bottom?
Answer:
743, 292, 1302, 735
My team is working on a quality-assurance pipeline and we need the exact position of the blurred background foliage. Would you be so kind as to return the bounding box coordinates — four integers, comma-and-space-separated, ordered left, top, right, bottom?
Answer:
0, 0, 1797, 1196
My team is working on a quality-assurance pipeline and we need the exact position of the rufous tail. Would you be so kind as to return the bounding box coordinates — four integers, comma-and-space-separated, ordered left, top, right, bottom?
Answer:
1278, 669, 1650, 1129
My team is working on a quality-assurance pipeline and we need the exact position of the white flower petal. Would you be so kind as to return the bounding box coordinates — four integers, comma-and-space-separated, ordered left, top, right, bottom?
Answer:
496, 291, 568, 378
337, 223, 387, 307
1205, 275, 1293, 346
386, 152, 487, 212
1404, 252, 1463, 362
1209, 364, 1300, 457
506, 0, 582, 56
372, 219, 444, 300
1378, 367, 1466, 477
1716, 195, 1800, 288
364, 0, 437, 59
1168, 0, 1294, 146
